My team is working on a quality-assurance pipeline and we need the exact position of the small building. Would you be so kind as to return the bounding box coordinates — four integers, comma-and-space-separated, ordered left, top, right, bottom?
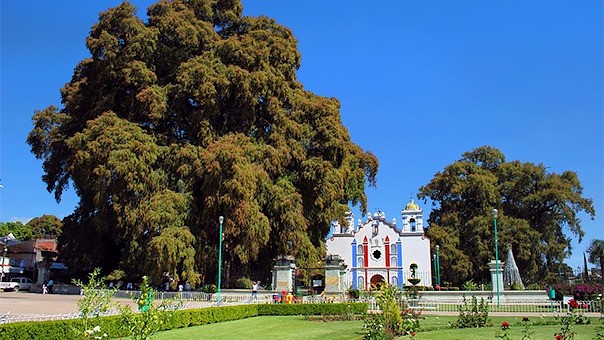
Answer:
326, 199, 432, 290
0, 236, 61, 284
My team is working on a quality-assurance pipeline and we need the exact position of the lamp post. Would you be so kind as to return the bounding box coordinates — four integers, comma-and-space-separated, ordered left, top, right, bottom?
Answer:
217, 216, 224, 305
432, 254, 437, 286
493, 208, 500, 307
435, 245, 441, 287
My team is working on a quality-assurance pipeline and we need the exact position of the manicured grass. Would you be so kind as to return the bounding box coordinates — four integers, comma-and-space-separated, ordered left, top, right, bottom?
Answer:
152, 315, 603, 340
154, 316, 365, 339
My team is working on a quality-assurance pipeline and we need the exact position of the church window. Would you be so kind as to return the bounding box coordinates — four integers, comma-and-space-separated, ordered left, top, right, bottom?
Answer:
391, 256, 397, 265
372, 249, 382, 260
391, 276, 398, 286
358, 245, 363, 254
358, 257, 363, 266
357, 276, 364, 288
390, 244, 397, 254
410, 218, 417, 232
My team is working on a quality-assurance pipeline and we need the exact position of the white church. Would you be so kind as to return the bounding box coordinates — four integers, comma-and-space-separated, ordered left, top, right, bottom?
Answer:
326, 199, 433, 290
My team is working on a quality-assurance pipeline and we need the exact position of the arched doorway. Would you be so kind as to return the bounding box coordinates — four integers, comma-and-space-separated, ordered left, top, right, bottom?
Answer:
370, 274, 386, 289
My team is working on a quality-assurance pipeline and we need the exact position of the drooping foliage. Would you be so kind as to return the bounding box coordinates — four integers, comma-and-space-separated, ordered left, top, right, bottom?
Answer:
587, 239, 604, 283
27, 0, 378, 286
419, 146, 595, 285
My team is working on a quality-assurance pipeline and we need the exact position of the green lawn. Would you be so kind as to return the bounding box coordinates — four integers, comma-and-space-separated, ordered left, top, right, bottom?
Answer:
152, 315, 603, 340
154, 316, 365, 339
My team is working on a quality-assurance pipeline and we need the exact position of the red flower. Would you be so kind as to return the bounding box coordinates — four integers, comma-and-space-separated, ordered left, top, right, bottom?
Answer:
501, 321, 510, 330
555, 334, 563, 340
568, 299, 579, 309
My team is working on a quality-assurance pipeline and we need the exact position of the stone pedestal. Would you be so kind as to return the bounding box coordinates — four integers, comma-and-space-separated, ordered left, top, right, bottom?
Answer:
324, 255, 347, 293
488, 260, 505, 293
37, 262, 49, 285
272, 255, 295, 293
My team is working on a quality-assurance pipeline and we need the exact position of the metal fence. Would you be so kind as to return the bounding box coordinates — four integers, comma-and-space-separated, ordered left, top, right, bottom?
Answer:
364, 298, 603, 314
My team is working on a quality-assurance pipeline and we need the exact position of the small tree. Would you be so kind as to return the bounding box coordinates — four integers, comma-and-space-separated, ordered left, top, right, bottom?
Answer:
364, 284, 419, 339
454, 294, 491, 328
73, 268, 114, 339
118, 276, 182, 340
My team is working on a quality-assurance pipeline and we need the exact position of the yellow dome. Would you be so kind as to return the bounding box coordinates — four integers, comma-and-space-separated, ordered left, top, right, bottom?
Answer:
404, 199, 420, 211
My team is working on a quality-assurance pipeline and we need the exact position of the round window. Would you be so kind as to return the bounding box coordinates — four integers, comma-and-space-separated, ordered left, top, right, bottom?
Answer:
372, 249, 382, 260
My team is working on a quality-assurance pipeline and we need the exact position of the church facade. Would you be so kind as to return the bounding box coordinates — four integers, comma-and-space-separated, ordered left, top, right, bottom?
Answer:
325, 200, 433, 290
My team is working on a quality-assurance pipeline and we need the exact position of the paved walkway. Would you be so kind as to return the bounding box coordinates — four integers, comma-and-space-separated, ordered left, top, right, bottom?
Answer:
0, 291, 136, 317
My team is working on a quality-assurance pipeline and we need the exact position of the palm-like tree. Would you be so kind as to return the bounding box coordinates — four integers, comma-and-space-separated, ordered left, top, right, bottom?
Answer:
587, 239, 604, 283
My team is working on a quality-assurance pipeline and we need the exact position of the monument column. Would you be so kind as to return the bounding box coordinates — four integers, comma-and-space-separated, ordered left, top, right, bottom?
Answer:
488, 260, 505, 293
324, 254, 347, 293
272, 255, 296, 292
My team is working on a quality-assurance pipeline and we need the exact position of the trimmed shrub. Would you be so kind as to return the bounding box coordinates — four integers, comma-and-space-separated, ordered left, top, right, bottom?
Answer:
258, 302, 366, 316
0, 316, 125, 340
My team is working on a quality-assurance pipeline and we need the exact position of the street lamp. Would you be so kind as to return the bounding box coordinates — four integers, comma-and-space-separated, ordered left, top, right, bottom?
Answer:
435, 245, 441, 287
493, 208, 500, 307
217, 216, 224, 305
432, 254, 437, 286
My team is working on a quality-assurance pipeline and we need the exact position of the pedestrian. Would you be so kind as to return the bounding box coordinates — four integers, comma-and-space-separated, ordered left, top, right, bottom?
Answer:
42, 284, 47, 294
252, 281, 259, 299
162, 272, 173, 291
184, 281, 191, 299
47, 278, 54, 294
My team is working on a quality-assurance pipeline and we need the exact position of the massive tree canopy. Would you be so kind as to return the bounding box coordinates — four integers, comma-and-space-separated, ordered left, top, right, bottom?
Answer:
419, 146, 595, 286
27, 0, 378, 286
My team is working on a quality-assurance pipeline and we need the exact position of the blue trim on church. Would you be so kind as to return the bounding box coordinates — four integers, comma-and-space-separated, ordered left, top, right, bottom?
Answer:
396, 238, 403, 288
351, 239, 358, 289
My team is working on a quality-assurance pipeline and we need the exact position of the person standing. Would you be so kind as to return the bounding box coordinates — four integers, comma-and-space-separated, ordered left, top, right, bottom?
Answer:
252, 281, 259, 299
184, 281, 191, 299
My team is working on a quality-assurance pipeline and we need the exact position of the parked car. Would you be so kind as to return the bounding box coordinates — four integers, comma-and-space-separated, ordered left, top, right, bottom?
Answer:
0, 277, 34, 292
11, 277, 34, 291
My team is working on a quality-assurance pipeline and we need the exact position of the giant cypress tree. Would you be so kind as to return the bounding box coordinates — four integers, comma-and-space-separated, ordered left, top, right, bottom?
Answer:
27, 1, 378, 286
419, 146, 595, 286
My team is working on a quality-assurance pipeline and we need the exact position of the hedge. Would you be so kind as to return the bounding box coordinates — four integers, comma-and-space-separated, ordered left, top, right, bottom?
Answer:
0, 303, 367, 340
257, 302, 367, 316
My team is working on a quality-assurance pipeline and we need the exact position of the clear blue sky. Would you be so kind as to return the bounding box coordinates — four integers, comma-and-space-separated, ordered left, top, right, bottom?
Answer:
1, 1, 602, 271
